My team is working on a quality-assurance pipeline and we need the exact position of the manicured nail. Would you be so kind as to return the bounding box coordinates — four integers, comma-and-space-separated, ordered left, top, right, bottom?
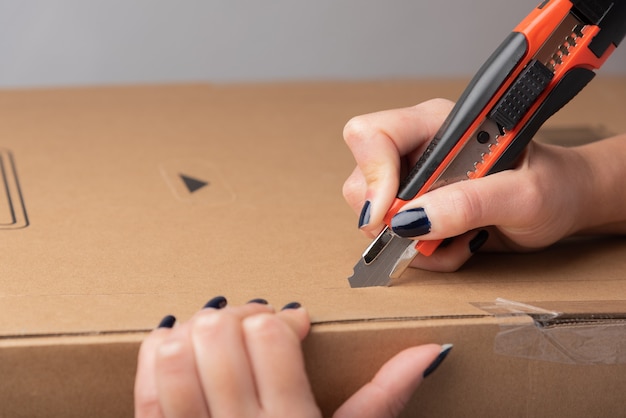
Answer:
247, 298, 269, 305
391, 208, 431, 238
358, 200, 372, 229
203, 296, 227, 309
281, 302, 301, 310
469, 230, 489, 253
157, 315, 176, 329
423, 343, 453, 378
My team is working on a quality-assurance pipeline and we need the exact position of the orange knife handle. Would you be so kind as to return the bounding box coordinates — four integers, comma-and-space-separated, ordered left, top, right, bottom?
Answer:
415, 239, 442, 257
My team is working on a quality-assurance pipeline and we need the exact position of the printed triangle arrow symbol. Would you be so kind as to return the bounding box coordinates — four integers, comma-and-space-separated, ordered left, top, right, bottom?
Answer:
179, 174, 209, 193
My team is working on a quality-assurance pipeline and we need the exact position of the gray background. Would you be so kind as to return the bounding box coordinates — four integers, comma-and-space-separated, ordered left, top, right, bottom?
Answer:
0, 0, 624, 88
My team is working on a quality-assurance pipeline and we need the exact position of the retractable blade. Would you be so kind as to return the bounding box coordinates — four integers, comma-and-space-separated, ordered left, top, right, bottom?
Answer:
348, 228, 415, 288
348, 0, 626, 287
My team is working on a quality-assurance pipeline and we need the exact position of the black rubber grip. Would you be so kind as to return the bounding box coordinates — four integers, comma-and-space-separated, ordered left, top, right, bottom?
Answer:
571, 0, 626, 57
489, 60, 554, 131
571, 0, 615, 24
488, 67, 596, 175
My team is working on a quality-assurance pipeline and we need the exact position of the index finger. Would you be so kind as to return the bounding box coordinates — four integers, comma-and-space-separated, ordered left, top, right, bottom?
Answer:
343, 99, 453, 232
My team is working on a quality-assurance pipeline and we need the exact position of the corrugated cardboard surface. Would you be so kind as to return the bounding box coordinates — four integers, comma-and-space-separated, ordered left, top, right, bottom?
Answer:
1, 79, 625, 417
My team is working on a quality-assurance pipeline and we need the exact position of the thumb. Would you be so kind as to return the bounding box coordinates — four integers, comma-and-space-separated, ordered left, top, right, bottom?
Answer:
390, 167, 548, 247
389, 141, 583, 250
333, 344, 452, 418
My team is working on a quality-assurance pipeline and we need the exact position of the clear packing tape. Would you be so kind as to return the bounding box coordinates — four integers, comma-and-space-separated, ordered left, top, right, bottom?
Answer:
475, 298, 626, 365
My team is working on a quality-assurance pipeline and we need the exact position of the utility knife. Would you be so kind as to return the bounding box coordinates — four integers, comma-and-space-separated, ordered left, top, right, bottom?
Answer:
348, 0, 626, 288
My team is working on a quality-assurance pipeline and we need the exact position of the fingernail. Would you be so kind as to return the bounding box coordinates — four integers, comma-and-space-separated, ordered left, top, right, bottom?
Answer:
358, 200, 372, 229
281, 302, 301, 310
391, 208, 431, 238
423, 343, 453, 378
203, 296, 227, 309
469, 230, 489, 253
247, 298, 269, 305
157, 315, 176, 329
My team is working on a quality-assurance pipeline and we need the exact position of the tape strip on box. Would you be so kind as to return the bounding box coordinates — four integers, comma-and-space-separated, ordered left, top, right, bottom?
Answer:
475, 298, 626, 365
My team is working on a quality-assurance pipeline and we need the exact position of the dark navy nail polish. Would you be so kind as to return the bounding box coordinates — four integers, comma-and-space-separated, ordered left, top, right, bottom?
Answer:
247, 298, 269, 305
358, 200, 372, 229
157, 315, 176, 329
203, 296, 227, 309
281, 302, 301, 310
391, 208, 431, 238
469, 230, 489, 253
423, 344, 453, 378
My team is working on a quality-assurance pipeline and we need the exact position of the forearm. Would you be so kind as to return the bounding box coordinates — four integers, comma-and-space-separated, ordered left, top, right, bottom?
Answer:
573, 134, 626, 236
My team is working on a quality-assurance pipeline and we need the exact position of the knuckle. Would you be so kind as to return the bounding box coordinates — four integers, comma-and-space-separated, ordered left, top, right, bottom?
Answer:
244, 314, 292, 342
156, 339, 185, 361
362, 170, 389, 188
191, 310, 234, 338
244, 313, 279, 333
154, 337, 190, 375
342, 116, 371, 146
342, 173, 364, 203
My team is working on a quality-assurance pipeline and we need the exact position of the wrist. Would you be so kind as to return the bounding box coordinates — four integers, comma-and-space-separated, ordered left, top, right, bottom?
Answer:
570, 135, 626, 235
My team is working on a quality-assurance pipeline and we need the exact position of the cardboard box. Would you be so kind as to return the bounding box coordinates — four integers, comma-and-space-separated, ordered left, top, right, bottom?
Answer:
1, 79, 625, 417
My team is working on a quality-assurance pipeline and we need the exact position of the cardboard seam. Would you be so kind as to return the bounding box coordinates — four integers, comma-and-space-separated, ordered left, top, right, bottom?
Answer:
0, 329, 149, 340
2, 315, 494, 340
311, 314, 491, 326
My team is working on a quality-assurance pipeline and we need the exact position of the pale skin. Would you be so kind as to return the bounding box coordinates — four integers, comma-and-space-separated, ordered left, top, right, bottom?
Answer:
343, 98, 626, 272
135, 302, 443, 418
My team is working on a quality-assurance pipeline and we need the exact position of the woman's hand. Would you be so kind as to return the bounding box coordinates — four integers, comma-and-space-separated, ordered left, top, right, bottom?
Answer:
343, 99, 626, 272
135, 297, 451, 418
